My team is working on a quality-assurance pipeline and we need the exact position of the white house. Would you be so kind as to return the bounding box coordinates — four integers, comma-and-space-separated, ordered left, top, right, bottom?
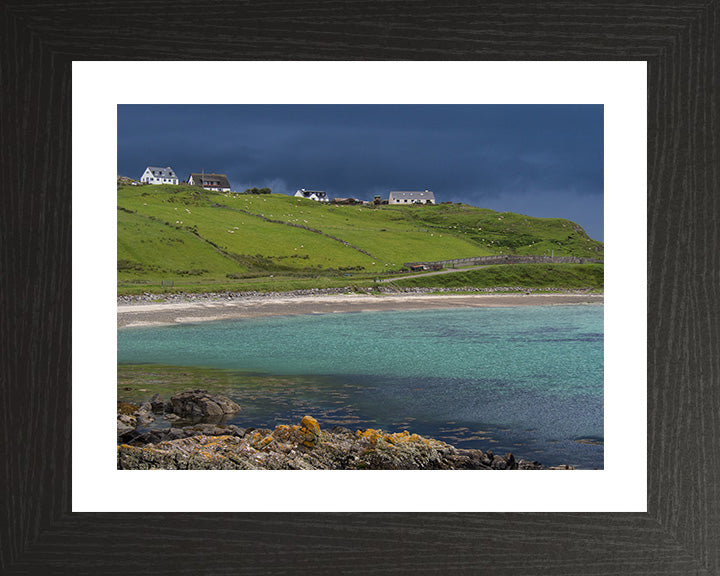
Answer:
140, 166, 179, 185
188, 173, 231, 192
295, 189, 329, 202
388, 190, 435, 204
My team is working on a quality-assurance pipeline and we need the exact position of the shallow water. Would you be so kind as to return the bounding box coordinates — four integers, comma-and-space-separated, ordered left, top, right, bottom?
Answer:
118, 305, 604, 468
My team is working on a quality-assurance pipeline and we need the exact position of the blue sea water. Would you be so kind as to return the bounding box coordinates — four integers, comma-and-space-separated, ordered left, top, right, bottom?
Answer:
118, 305, 604, 468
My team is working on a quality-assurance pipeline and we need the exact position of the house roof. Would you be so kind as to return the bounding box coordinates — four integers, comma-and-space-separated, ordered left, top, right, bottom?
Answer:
389, 190, 435, 201
145, 166, 177, 178
189, 173, 231, 189
297, 189, 327, 198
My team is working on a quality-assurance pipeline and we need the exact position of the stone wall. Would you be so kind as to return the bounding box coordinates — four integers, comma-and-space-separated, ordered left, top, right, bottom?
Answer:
404, 255, 604, 268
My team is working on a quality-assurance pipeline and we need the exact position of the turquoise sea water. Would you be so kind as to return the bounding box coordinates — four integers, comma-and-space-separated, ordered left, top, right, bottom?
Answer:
118, 304, 604, 468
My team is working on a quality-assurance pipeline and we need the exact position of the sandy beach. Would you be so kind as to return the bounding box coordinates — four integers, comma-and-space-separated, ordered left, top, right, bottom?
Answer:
117, 292, 603, 328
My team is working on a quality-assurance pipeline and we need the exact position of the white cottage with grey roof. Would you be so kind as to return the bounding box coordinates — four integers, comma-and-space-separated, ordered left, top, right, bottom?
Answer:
388, 190, 435, 204
141, 166, 179, 185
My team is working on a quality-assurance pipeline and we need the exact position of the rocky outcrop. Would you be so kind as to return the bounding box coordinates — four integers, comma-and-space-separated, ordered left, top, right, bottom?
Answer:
117, 416, 572, 470
117, 391, 243, 445
136, 402, 156, 426
117, 402, 139, 433
149, 393, 165, 413
167, 389, 241, 418
117, 391, 573, 470
117, 399, 156, 426
118, 423, 247, 446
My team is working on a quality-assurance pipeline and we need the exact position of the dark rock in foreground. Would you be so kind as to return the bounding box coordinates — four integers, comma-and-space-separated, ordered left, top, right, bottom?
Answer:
117, 415, 572, 470
149, 393, 165, 413
117, 391, 242, 445
168, 389, 241, 417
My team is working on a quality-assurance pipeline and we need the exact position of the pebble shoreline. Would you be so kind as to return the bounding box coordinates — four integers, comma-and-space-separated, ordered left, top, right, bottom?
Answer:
118, 285, 600, 305
117, 288, 603, 329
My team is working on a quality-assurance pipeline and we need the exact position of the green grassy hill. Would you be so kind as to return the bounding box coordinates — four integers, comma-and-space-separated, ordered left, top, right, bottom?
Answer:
117, 182, 603, 294
389, 263, 604, 291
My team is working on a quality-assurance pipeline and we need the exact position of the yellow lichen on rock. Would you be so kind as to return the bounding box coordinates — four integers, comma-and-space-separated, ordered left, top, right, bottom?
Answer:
117, 422, 559, 470
301, 416, 320, 432
257, 435, 274, 449
203, 435, 232, 448
272, 424, 302, 443
356, 428, 439, 449
356, 429, 387, 446
300, 416, 321, 448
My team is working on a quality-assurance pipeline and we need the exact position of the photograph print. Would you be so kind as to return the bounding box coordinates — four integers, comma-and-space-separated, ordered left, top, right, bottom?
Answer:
116, 104, 604, 471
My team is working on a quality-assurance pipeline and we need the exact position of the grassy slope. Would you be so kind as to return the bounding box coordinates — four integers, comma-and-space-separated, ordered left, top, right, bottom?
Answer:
394, 203, 604, 257
117, 208, 244, 277
213, 193, 486, 266
117, 184, 604, 293
390, 263, 604, 291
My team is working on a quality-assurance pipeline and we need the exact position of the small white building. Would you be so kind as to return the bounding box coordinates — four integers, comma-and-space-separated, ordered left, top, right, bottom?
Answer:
140, 166, 179, 185
188, 173, 231, 192
295, 189, 329, 202
388, 190, 435, 205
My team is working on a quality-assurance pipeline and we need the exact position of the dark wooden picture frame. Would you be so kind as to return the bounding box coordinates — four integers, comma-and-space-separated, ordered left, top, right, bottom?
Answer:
2, 2, 718, 574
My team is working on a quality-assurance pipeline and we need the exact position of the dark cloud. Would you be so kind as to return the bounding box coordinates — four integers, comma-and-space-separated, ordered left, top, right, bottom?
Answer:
118, 104, 604, 240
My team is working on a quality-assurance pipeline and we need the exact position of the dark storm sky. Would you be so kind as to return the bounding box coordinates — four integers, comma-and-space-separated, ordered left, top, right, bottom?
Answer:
117, 104, 604, 240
